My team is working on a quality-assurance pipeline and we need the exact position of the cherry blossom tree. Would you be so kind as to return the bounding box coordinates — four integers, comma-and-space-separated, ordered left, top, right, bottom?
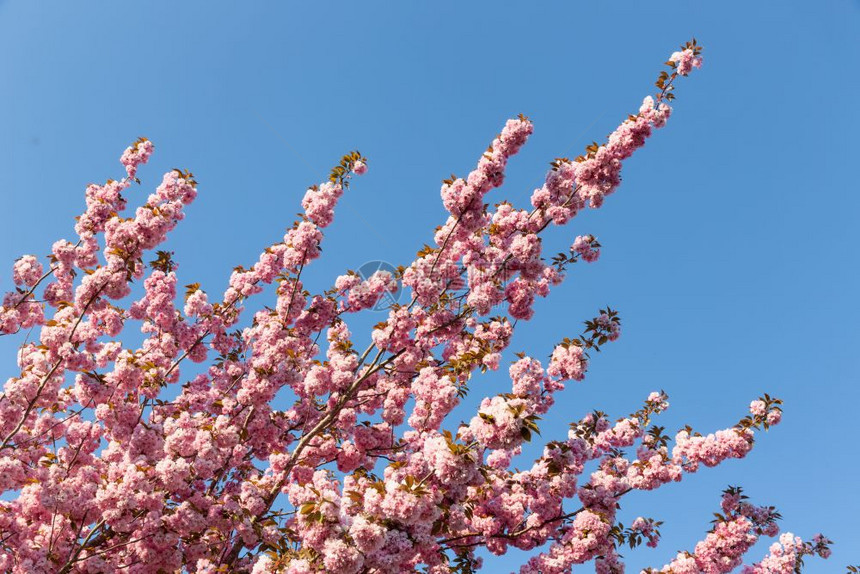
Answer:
0, 40, 846, 573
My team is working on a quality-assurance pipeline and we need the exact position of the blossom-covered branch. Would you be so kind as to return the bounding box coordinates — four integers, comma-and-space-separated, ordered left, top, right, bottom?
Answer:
0, 39, 842, 574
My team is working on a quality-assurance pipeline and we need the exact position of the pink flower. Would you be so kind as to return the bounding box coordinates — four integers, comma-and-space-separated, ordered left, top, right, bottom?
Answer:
120, 137, 154, 178
749, 400, 767, 416
572, 235, 600, 263
669, 49, 703, 76
12, 255, 44, 287
766, 409, 782, 426
548, 344, 586, 381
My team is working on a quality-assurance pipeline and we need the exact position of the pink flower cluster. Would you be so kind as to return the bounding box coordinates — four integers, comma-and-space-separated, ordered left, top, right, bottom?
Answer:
670, 48, 704, 76
631, 516, 662, 548
302, 182, 344, 227
120, 137, 154, 178
0, 255, 45, 333
466, 395, 532, 450
547, 343, 587, 381
336, 270, 397, 312
408, 367, 459, 432
352, 160, 367, 175
11, 255, 43, 287
571, 234, 600, 263
520, 510, 612, 573
741, 533, 832, 574
650, 489, 784, 574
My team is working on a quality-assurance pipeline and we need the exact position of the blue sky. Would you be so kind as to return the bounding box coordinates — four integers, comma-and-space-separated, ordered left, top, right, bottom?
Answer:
1, 1, 858, 571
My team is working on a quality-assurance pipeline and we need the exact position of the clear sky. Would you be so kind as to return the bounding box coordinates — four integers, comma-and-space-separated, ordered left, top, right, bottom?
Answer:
1, 1, 858, 571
